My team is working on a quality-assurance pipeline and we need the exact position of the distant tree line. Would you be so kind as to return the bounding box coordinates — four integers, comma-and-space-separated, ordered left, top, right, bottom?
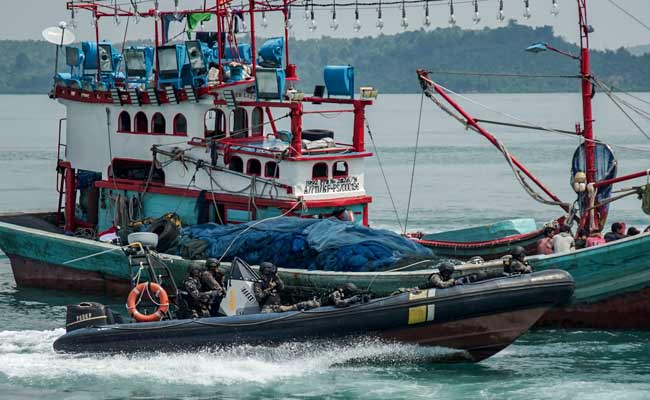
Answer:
0, 21, 648, 94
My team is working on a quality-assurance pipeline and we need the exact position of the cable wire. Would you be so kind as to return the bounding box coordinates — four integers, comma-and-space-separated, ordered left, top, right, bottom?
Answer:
364, 117, 403, 233
403, 92, 424, 234
606, 0, 650, 34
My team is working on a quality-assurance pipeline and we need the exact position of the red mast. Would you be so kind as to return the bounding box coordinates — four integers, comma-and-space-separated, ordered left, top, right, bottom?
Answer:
577, 0, 599, 228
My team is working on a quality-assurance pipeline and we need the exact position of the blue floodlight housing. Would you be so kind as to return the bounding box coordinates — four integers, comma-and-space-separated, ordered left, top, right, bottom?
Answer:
257, 37, 284, 68
124, 46, 154, 88
324, 65, 355, 99
185, 40, 213, 87
66, 47, 84, 68
158, 44, 188, 89
255, 67, 285, 101
80, 41, 123, 89
224, 44, 253, 64
61, 46, 85, 88
82, 41, 98, 70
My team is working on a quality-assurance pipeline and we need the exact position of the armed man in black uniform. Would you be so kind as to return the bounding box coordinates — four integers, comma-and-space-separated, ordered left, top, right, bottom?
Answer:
254, 261, 319, 313
182, 265, 220, 318
322, 283, 368, 308
503, 246, 533, 274
201, 258, 226, 316
426, 262, 458, 289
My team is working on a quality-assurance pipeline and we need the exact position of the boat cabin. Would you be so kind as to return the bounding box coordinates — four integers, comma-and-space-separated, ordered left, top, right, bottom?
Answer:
53, 1, 376, 234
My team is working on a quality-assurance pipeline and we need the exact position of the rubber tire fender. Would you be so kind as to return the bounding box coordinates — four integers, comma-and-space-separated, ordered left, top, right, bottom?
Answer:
147, 219, 179, 253
301, 129, 334, 141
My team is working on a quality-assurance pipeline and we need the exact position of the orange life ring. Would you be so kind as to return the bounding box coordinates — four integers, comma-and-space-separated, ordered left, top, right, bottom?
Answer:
126, 282, 169, 322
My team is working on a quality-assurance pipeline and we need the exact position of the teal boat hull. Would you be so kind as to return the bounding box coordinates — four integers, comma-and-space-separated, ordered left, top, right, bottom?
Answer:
526, 234, 650, 329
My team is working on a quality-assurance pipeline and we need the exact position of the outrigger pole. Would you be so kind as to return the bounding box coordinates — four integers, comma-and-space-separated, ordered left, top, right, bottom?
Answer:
415, 69, 570, 214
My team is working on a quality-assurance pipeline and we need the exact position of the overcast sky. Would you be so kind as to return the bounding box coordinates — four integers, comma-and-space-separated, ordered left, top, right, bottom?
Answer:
3, 0, 649, 50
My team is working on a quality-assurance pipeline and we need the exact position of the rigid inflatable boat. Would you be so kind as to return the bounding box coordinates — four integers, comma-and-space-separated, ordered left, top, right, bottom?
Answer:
54, 269, 574, 362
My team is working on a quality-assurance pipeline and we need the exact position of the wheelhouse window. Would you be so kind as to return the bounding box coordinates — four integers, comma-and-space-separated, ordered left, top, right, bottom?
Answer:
229, 156, 243, 173
312, 162, 328, 180
110, 159, 165, 183
247, 159, 261, 176
333, 161, 348, 178
251, 107, 264, 136
118, 111, 131, 132
231, 108, 248, 137
152, 113, 166, 134
173, 114, 187, 136
134, 111, 148, 133
205, 108, 226, 139
265, 161, 279, 178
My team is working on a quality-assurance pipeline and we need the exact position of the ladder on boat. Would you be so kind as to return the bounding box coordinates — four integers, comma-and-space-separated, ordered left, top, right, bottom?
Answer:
126, 246, 180, 318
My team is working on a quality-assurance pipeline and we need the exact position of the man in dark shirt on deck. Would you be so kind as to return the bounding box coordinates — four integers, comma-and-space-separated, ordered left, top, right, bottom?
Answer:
604, 222, 626, 242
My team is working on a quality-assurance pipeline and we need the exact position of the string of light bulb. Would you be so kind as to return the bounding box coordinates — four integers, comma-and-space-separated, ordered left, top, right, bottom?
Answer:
67, 0, 563, 33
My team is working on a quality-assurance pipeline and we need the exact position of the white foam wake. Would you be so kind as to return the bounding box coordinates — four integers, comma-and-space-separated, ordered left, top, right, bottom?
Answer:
0, 329, 461, 385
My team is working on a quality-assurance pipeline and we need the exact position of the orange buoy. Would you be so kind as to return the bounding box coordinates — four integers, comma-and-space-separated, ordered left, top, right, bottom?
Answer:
126, 282, 169, 322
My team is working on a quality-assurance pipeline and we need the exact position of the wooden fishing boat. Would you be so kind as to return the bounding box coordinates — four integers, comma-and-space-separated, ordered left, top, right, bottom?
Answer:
5, 210, 650, 330
53, 269, 575, 362
407, 218, 545, 261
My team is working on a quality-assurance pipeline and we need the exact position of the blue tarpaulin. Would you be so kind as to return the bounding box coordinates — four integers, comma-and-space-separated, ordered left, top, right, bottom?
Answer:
178, 217, 433, 272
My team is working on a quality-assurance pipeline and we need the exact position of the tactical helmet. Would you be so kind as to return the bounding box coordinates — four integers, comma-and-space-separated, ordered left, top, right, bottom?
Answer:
341, 283, 359, 296
438, 262, 455, 277
205, 258, 220, 269
511, 246, 526, 261
259, 261, 277, 277
188, 264, 203, 277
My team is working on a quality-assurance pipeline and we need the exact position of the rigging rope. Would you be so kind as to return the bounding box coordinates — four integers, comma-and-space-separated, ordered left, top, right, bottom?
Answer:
592, 78, 650, 144
496, 140, 570, 209
421, 81, 570, 209
428, 81, 650, 154
403, 92, 425, 234
425, 70, 580, 79
364, 118, 403, 233
606, 0, 650, 34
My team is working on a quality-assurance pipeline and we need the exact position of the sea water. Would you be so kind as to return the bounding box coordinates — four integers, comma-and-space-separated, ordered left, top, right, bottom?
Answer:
1, 93, 650, 399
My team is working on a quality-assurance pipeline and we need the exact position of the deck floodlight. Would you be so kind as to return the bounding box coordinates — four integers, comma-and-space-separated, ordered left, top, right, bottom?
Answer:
255, 67, 286, 100
66, 47, 84, 67
125, 47, 153, 83
157, 44, 187, 89
525, 42, 548, 53
158, 46, 180, 79
186, 40, 207, 75
125, 48, 146, 77
98, 44, 114, 73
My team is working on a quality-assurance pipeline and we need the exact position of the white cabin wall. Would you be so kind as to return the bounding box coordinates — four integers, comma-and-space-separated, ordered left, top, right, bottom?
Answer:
62, 100, 210, 173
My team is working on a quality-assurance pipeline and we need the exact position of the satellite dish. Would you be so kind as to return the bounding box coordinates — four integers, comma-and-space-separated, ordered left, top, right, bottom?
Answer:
42, 25, 76, 46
